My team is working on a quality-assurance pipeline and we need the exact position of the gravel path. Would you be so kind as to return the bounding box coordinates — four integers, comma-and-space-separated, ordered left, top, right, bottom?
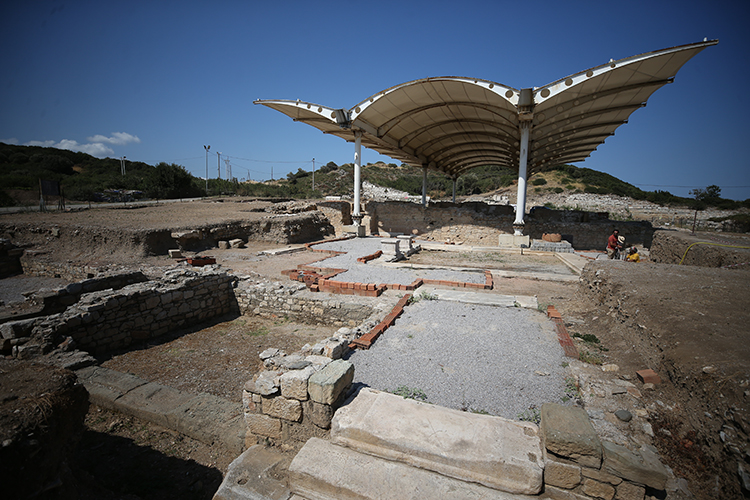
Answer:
347, 300, 570, 420
314, 237, 486, 286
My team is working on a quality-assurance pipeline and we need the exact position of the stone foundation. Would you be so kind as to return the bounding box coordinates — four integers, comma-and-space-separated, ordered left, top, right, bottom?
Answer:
365, 201, 654, 250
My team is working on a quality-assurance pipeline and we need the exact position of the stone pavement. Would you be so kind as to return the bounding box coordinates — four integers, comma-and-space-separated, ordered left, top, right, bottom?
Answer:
75, 365, 246, 455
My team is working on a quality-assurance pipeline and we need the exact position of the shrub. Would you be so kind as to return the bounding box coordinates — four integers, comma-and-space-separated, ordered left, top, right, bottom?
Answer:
531, 178, 547, 186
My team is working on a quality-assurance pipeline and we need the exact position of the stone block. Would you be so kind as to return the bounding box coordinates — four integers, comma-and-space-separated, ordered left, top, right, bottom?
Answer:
331, 388, 543, 495
308, 359, 354, 405
582, 478, 616, 500
322, 337, 349, 359
262, 395, 302, 422
289, 438, 526, 500
168, 249, 182, 258
303, 399, 335, 429
545, 459, 582, 489
229, 238, 245, 248
602, 441, 668, 490
282, 418, 329, 444
281, 366, 315, 401
615, 481, 646, 500
245, 413, 281, 439
582, 466, 622, 485
498, 234, 530, 248
245, 370, 281, 396
541, 403, 602, 468
218, 240, 230, 249
542, 485, 591, 500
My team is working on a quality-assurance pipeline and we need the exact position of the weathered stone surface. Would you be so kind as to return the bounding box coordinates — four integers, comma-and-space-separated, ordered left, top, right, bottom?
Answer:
614, 410, 632, 422
229, 238, 245, 248
280, 366, 314, 401
542, 485, 590, 500
582, 466, 622, 485
303, 399, 335, 429
331, 388, 543, 495
615, 481, 646, 500
262, 395, 302, 422
246, 370, 281, 396
541, 403, 602, 468
322, 337, 348, 359
308, 359, 353, 405
582, 478, 616, 500
602, 441, 668, 490
545, 459, 582, 489
282, 419, 329, 444
290, 437, 529, 500
245, 413, 281, 439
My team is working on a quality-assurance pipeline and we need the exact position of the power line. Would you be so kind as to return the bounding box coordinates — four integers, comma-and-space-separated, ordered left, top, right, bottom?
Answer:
634, 184, 750, 189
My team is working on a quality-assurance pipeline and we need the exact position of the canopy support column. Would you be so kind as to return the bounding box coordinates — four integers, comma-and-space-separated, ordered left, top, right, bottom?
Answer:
452, 176, 457, 203
513, 122, 530, 235
422, 166, 427, 207
353, 131, 362, 232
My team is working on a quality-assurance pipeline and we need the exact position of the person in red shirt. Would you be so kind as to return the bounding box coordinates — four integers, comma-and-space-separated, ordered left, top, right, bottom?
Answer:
607, 229, 622, 259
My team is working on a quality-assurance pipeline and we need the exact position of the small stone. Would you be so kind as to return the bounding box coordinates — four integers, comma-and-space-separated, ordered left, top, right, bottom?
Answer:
611, 387, 628, 395
615, 410, 633, 422
642, 423, 654, 437
259, 348, 280, 360
642, 383, 655, 391
534, 370, 550, 376
634, 409, 649, 418
602, 364, 619, 372
702, 365, 717, 374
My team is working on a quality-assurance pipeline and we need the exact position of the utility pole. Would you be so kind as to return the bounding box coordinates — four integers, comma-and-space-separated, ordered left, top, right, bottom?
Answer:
224, 158, 231, 181
203, 145, 210, 195
312, 158, 315, 191
271, 166, 273, 180
119, 156, 126, 176
217, 152, 222, 179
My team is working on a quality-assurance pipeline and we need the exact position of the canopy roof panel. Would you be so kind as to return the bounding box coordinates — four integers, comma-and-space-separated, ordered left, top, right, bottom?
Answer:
255, 40, 717, 178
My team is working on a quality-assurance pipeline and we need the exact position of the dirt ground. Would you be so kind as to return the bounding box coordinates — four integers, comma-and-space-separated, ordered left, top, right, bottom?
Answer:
1, 201, 749, 499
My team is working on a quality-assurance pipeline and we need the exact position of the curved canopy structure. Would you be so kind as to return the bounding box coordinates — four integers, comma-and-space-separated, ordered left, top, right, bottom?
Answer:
255, 40, 716, 179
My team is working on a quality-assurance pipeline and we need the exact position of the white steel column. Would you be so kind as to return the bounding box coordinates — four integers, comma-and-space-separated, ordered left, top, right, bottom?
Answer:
452, 177, 457, 203
422, 166, 427, 206
513, 123, 530, 235
353, 131, 362, 224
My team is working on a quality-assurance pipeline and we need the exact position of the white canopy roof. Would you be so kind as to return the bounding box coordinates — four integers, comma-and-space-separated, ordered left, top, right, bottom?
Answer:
255, 40, 717, 178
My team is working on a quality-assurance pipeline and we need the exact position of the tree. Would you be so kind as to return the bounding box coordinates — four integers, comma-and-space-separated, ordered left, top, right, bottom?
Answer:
689, 185, 721, 210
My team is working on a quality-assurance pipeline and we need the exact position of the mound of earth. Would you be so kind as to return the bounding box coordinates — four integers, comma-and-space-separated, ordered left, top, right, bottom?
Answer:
569, 259, 750, 499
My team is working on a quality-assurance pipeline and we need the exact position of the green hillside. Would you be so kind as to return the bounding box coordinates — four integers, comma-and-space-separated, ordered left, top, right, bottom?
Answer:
1, 143, 746, 210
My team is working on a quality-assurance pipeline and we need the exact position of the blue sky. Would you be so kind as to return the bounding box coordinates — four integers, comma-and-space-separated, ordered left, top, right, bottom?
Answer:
2, 1, 748, 200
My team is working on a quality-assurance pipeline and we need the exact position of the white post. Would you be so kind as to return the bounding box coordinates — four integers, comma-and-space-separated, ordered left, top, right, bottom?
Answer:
452, 177, 457, 203
354, 131, 362, 223
422, 166, 427, 206
514, 123, 530, 235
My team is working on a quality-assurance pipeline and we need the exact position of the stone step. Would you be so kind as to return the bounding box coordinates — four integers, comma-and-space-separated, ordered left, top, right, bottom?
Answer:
330, 388, 544, 495
289, 437, 538, 500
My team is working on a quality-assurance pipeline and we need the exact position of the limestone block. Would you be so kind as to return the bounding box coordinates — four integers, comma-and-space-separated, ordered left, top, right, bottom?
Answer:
331, 388, 543, 495
245, 371, 281, 396
308, 359, 354, 405
282, 418, 329, 444
582, 478, 616, 500
541, 403, 602, 468
615, 481, 646, 500
303, 399, 335, 429
545, 459, 582, 489
245, 413, 281, 439
322, 337, 349, 359
582, 466, 622, 485
281, 366, 315, 401
168, 249, 182, 258
218, 240, 230, 249
602, 441, 668, 490
289, 437, 526, 500
229, 238, 245, 248
262, 395, 302, 422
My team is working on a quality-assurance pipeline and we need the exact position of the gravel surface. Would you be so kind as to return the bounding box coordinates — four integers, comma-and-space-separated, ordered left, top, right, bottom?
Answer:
347, 300, 570, 420
314, 237, 486, 285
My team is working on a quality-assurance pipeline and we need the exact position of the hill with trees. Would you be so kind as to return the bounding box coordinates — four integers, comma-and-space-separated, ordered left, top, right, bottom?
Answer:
1, 143, 747, 213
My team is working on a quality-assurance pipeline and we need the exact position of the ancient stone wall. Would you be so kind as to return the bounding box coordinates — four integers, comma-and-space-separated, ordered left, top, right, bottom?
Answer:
3, 269, 238, 356
365, 201, 654, 249
234, 280, 375, 328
